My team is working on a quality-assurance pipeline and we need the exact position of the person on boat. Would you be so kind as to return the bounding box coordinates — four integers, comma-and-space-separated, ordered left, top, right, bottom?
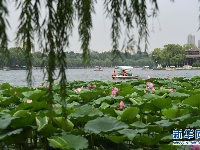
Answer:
112, 70, 117, 79
122, 70, 127, 76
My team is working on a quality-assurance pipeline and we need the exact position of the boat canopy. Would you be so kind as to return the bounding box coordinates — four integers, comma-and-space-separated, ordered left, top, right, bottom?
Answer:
116, 66, 133, 70
143, 66, 149, 68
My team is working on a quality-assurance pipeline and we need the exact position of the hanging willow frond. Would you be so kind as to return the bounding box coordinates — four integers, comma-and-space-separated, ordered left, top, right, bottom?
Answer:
76, 0, 96, 66
15, 0, 41, 87
0, 0, 9, 55
55, 0, 74, 118
104, 0, 122, 59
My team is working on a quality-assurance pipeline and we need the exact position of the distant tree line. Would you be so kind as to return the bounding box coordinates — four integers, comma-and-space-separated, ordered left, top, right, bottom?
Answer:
0, 47, 155, 68
151, 44, 199, 67
1, 44, 198, 69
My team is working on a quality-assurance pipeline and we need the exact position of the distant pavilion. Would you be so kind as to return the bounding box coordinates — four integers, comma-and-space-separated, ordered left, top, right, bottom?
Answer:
185, 47, 200, 65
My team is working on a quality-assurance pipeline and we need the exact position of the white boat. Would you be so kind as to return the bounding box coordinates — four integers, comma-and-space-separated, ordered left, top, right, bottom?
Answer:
2, 67, 10, 71
142, 66, 151, 70
112, 66, 139, 79
94, 66, 103, 71
166, 66, 176, 71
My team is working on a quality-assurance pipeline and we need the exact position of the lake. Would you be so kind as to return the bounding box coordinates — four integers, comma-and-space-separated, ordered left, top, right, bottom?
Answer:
0, 68, 199, 87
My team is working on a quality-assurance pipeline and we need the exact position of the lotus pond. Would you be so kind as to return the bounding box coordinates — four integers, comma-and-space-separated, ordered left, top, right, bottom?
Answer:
0, 76, 200, 150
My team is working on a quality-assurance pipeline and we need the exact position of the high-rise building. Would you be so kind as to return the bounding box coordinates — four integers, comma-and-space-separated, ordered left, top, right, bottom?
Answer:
198, 40, 200, 48
187, 34, 195, 45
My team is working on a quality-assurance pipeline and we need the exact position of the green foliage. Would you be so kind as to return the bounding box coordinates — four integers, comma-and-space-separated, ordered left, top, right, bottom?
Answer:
152, 44, 187, 67
0, 77, 198, 149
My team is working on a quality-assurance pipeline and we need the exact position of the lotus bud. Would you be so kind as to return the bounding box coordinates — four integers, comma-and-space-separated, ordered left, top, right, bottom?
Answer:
144, 116, 148, 120
136, 114, 140, 119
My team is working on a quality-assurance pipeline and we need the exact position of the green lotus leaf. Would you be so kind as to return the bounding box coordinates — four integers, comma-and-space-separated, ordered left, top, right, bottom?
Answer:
0, 96, 19, 107
93, 96, 113, 105
61, 134, 88, 150
155, 120, 177, 127
106, 135, 126, 144
48, 134, 89, 149
17, 100, 48, 111
0, 117, 16, 129
130, 121, 148, 128
114, 109, 124, 116
187, 120, 200, 128
172, 114, 191, 121
36, 116, 49, 132
183, 94, 200, 107
13, 110, 29, 117
151, 98, 171, 109
48, 136, 68, 149
100, 108, 117, 117
0, 128, 23, 140
71, 105, 103, 118
79, 90, 103, 102
121, 107, 140, 123
84, 116, 128, 134
100, 102, 110, 109
118, 129, 137, 140
66, 101, 80, 108
53, 117, 74, 131
162, 108, 189, 119
67, 94, 81, 103
143, 93, 160, 100
10, 114, 35, 128
117, 84, 137, 96
161, 134, 173, 141
181, 82, 193, 90
159, 144, 180, 150
22, 90, 45, 101
169, 92, 189, 99
0, 82, 12, 90
147, 125, 163, 133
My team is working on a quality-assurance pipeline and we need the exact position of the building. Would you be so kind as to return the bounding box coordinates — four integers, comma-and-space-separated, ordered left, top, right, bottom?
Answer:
185, 47, 200, 65
198, 40, 200, 48
187, 34, 195, 45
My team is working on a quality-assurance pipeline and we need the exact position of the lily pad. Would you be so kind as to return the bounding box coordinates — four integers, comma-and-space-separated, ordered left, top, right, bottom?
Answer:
84, 116, 128, 134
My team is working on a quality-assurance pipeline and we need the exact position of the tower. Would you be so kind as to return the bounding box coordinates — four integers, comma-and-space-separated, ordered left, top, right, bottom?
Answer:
187, 34, 195, 45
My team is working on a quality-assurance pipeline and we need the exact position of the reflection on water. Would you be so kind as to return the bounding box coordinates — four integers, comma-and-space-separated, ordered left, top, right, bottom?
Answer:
0, 68, 199, 87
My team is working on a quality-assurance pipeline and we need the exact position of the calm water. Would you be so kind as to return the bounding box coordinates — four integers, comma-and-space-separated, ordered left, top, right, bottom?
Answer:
0, 68, 200, 87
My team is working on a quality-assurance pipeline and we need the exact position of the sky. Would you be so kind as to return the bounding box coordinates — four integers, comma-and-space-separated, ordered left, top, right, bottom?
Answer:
7, 0, 200, 53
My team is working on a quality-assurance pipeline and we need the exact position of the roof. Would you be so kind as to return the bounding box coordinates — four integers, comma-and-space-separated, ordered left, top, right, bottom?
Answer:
116, 66, 133, 69
186, 55, 200, 58
185, 47, 200, 52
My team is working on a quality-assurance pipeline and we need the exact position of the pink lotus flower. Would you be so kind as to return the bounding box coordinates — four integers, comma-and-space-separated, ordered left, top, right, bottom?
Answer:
119, 101, 124, 109
93, 84, 96, 89
189, 145, 200, 150
76, 86, 83, 92
111, 87, 119, 96
169, 88, 174, 93
151, 87, 155, 92
27, 99, 32, 103
146, 82, 154, 88
160, 86, 163, 90
43, 83, 49, 88
147, 75, 151, 79
113, 87, 119, 92
111, 90, 117, 96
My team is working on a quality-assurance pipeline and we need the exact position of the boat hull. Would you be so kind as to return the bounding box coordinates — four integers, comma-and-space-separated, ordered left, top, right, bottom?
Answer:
112, 75, 139, 79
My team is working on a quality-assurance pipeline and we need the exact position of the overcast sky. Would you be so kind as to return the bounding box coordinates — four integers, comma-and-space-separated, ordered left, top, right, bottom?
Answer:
7, 0, 200, 53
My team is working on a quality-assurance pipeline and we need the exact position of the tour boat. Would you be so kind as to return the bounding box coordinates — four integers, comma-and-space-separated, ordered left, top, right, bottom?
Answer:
112, 66, 139, 79
94, 66, 103, 71
142, 66, 152, 70
166, 66, 176, 71
2, 67, 10, 71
